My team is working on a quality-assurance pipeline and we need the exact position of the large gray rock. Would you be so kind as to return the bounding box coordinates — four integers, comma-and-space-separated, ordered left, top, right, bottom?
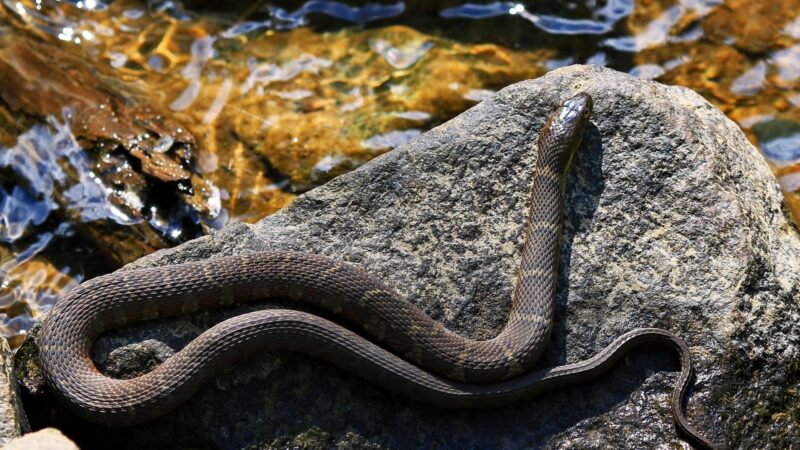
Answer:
0, 338, 26, 445
15, 65, 800, 449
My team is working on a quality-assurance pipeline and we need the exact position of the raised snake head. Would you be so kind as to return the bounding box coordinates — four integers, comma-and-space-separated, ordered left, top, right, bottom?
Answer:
538, 92, 593, 175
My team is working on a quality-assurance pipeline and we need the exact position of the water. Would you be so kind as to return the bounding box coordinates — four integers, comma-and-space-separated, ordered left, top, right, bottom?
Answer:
0, 0, 798, 346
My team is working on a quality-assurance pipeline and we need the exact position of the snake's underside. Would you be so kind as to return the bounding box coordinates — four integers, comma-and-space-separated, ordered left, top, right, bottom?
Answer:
39, 93, 718, 449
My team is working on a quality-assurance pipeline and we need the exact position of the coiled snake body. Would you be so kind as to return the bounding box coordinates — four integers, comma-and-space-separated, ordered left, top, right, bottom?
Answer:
39, 93, 718, 449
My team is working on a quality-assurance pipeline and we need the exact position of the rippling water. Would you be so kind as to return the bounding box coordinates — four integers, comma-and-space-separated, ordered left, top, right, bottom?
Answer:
0, 0, 798, 346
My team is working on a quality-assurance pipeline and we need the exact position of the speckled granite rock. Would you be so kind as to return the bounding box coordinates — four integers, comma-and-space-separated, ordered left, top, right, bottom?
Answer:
0, 338, 26, 445
1, 428, 79, 450
15, 65, 800, 449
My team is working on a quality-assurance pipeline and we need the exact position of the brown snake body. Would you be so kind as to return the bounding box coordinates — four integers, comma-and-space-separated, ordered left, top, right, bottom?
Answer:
39, 94, 718, 449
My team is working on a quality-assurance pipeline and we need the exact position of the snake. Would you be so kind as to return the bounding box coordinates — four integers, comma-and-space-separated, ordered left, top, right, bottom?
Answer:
38, 93, 718, 449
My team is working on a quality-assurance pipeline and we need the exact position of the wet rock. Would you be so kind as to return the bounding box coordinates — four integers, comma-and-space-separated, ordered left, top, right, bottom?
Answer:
1, 428, 79, 450
17, 65, 800, 448
0, 338, 26, 445
0, 34, 222, 265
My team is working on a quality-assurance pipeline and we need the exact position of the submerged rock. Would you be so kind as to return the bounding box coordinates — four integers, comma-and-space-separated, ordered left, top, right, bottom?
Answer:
16, 65, 800, 448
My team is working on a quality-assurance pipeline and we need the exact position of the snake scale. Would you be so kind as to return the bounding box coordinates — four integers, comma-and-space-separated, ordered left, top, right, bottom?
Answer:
39, 93, 718, 449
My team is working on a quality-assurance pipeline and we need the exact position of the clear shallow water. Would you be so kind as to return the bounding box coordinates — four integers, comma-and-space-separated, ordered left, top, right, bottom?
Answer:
0, 0, 798, 346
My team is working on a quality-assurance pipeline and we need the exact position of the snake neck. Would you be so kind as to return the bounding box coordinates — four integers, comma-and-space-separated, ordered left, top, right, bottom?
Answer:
498, 97, 589, 372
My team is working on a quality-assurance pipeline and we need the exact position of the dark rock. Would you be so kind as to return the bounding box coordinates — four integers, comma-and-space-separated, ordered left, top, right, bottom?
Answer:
96, 340, 175, 379
17, 65, 800, 449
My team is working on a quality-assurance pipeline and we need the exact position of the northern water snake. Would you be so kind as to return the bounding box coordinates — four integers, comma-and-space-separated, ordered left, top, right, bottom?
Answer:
39, 93, 718, 449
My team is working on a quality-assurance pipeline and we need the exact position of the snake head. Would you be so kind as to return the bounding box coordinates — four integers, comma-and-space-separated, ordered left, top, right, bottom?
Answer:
538, 92, 593, 173
558, 93, 593, 130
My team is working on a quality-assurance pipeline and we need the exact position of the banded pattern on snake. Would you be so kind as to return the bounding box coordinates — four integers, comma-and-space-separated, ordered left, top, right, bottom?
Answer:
38, 93, 718, 449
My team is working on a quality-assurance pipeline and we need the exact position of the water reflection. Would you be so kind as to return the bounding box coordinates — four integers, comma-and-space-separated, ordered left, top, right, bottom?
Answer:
240, 54, 333, 95
773, 45, 800, 83
371, 38, 434, 69
362, 129, 422, 150
0, 187, 48, 243
756, 122, 800, 164
605, 4, 684, 51
271, 1, 405, 28
730, 61, 767, 96
441, 1, 633, 35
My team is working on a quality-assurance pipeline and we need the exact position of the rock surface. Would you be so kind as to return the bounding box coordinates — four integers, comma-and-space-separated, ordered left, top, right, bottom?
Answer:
0, 338, 26, 445
1, 428, 79, 450
16, 65, 800, 449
